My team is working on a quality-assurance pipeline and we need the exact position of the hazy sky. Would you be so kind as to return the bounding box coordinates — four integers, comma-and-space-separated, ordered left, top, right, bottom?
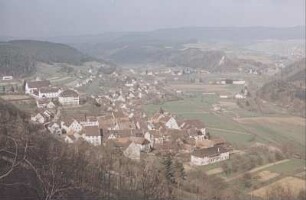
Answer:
0, 0, 305, 37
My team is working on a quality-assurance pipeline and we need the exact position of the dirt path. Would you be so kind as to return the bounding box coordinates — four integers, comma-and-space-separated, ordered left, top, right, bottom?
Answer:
225, 159, 290, 182
207, 127, 250, 135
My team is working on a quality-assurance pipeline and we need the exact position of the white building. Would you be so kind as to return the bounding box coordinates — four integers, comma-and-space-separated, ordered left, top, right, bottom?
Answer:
25, 80, 51, 94
47, 122, 62, 135
233, 80, 246, 85
69, 120, 83, 133
80, 116, 99, 127
31, 113, 46, 124
234, 94, 246, 99
164, 117, 180, 130
38, 87, 61, 99
58, 89, 79, 106
2, 76, 13, 81
82, 126, 102, 146
191, 146, 229, 166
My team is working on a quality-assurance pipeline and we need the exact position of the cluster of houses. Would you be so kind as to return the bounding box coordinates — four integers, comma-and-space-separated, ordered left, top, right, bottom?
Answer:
34, 105, 231, 166
26, 75, 230, 166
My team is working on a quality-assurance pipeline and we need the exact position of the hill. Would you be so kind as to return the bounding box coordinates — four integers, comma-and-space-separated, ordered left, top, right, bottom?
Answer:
49, 26, 305, 45
51, 27, 302, 70
0, 40, 95, 77
258, 58, 306, 117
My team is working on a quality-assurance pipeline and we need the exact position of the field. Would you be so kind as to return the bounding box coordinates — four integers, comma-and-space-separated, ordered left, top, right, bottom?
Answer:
256, 171, 279, 182
144, 92, 305, 148
251, 176, 306, 198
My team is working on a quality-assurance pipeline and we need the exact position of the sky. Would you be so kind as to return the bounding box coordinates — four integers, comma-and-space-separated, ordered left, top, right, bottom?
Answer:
0, 0, 305, 37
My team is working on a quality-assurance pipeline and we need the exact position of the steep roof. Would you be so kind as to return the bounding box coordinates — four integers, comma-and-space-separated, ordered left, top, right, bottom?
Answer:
39, 87, 60, 93
59, 89, 79, 97
84, 126, 100, 137
27, 80, 51, 89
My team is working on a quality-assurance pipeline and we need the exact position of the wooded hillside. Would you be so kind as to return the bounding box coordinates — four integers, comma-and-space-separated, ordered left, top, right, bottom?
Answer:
0, 40, 94, 77
258, 58, 306, 117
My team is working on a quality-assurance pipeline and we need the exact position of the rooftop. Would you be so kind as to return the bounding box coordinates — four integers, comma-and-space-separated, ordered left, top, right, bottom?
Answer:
59, 89, 79, 98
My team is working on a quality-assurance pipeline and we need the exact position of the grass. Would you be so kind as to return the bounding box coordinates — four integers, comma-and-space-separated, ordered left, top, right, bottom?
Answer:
144, 92, 305, 149
263, 159, 305, 175
211, 129, 255, 146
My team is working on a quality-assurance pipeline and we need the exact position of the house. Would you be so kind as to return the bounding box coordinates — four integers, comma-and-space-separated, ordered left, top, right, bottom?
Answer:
191, 146, 230, 166
58, 89, 79, 106
180, 120, 208, 141
47, 122, 62, 135
82, 126, 102, 146
60, 117, 82, 133
151, 111, 180, 130
31, 113, 46, 124
130, 137, 151, 153
234, 94, 246, 99
219, 95, 229, 99
69, 119, 83, 133
36, 99, 50, 108
2, 76, 13, 81
124, 142, 141, 160
80, 116, 99, 127
64, 135, 77, 144
25, 80, 51, 94
46, 101, 56, 109
38, 87, 61, 99
163, 116, 180, 130
233, 80, 246, 85
144, 130, 164, 146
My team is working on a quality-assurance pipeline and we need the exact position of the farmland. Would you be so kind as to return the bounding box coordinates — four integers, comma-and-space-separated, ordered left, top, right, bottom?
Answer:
144, 91, 305, 149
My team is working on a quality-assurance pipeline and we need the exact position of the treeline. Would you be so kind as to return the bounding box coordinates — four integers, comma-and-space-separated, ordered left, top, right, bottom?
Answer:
0, 44, 36, 77
0, 40, 94, 77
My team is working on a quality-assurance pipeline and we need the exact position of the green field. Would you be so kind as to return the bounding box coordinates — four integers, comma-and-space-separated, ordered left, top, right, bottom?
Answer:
144, 94, 305, 149
263, 159, 305, 175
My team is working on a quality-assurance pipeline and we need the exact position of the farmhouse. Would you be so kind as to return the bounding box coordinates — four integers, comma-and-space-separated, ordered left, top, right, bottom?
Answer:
25, 80, 51, 94
58, 89, 79, 106
191, 146, 230, 166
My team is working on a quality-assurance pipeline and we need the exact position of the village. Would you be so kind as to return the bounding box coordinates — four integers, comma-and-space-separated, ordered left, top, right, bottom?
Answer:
1, 62, 305, 199
0, 66, 244, 167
